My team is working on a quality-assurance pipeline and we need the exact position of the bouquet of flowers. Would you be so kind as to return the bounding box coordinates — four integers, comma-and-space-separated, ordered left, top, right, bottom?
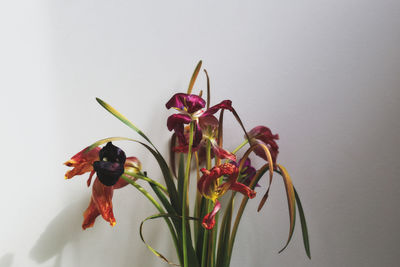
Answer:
64, 61, 310, 267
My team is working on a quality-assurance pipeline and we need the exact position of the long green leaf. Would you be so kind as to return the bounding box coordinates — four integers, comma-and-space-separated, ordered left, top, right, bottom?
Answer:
95, 98, 158, 151
182, 122, 195, 267
294, 187, 311, 259
216, 196, 233, 267
170, 133, 178, 178
120, 176, 180, 265
178, 153, 185, 208
204, 69, 211, 109
150, 182, 201, 266
149, 183, 183, 264
125, 172, 167, 194
84, 136, 137, 152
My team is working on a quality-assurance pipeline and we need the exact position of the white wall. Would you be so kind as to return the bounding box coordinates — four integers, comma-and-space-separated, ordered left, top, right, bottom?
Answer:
1, 1, 399, 266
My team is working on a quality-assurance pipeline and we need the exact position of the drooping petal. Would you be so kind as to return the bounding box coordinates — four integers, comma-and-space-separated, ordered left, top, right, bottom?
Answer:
82, 198, 100, 230
201, 100, 233, 117
167, 114, 192, 131
64, 146, 101, 179
166, 93, 205, 113
202, 200, 221, 230
198, 115, 219, 130
210, 140, 236, 161
167, 114, 192, 146
198, 163, 238, 200
86, 170, 96, 187
229, 182, 257, 199
92, 178, 116, 227
198, 168, 215, 199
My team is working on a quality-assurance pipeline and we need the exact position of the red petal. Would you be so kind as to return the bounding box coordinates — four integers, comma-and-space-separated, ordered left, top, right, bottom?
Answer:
64, 147, 100, 179
86, 170, 95, 187
166, 93, 205, 113
248, 126, 279, 163
92, 178, 116, 227
167, 114, 192, 131
230, 182, 257, 199
202, 200, 221, 229
82, 198, 100, 230
201, 100, 233, 117
211, 142, 236, 161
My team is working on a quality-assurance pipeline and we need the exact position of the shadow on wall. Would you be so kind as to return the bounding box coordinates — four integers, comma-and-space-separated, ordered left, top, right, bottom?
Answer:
29, 198, 87, 267
0, 253, 14, 267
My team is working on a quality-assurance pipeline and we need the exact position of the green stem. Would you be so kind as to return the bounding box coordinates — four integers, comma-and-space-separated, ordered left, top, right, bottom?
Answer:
226, 194, 246, 265
201, 200, 211, 267
201, 139, 213, 267
232, 139, 249, 155
183, 122, 195, 267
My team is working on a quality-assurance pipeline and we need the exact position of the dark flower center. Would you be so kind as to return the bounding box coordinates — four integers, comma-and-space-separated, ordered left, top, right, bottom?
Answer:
93, 142, 126, 186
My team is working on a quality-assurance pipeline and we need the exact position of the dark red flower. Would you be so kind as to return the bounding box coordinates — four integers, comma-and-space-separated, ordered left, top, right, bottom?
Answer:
248, 126, 279, 165
166, 93, 235, 160
197, 163, 256, 229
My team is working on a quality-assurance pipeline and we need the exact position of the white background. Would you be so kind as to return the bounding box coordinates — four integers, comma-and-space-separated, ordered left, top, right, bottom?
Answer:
1, 1, 400, 266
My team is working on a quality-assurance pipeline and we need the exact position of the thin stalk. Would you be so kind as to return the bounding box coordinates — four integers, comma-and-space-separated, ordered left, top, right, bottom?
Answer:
194, 152, 202, 245
124, 171, 168, 194
216, 195, 234, 267
226, 194, 246, 265
210, 214, 218, 267
199, 139, 213, 267
201, 200, 211, 267
232, 139, 249, 155
182, 122, 195, 267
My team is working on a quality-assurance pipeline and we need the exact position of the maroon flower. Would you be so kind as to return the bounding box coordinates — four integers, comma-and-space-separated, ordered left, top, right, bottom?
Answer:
197, 163, 256, 229
248, 126, 279, 165
166, 93, 235, 160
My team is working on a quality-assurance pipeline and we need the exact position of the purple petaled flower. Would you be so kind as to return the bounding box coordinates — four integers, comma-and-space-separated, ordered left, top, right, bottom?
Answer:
166, 93, 236, 161
231, 158, 259, 187
248, 126, 279, 165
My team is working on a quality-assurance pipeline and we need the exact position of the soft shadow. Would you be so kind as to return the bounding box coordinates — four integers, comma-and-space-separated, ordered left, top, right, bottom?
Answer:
29, 197, 88, 265
0, 253, 14, 267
